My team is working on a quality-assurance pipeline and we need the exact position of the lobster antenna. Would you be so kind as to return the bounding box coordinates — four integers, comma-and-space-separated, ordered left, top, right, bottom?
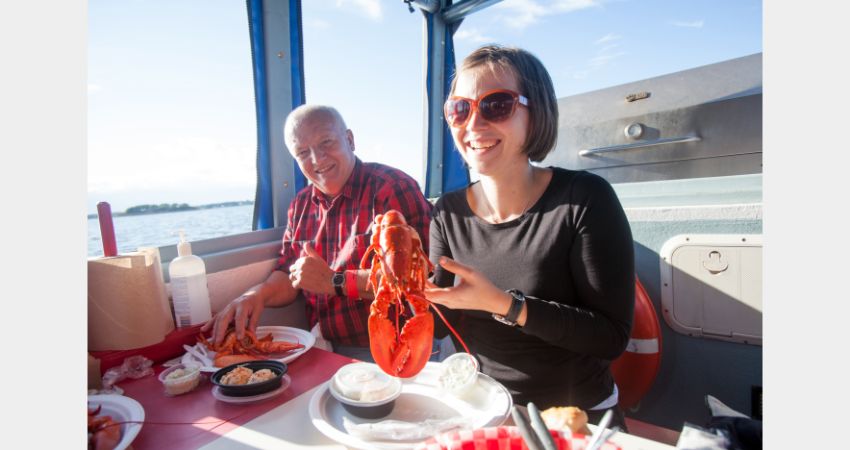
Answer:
429, 303, 471, 355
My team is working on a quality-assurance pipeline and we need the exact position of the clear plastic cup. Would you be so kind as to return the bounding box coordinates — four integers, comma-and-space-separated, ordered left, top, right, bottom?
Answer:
438, 352, 479, 396
159, 363, 201, 396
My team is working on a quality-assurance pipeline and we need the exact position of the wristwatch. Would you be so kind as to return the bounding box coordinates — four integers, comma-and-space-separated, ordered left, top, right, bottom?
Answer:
332, 271, 346, 297
492, 289, 525, 326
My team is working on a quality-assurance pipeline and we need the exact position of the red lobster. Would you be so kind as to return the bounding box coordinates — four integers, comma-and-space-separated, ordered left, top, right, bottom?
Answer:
88, 405, 121, 450
360, 210, 467, 378
198, 328, 305, 367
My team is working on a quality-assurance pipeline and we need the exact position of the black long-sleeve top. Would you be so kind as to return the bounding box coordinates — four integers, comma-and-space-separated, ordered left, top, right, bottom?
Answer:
430, 167, 635, 409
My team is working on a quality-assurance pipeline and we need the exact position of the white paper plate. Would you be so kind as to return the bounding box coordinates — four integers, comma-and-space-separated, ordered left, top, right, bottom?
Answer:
88, 394, 145, 450
187, 326, 316, 373
211, 374, 292, 404
309, 362, 512, 450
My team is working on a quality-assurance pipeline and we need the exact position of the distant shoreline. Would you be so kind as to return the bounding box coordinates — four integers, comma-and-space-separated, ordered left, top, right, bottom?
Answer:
87, 200, 253, 219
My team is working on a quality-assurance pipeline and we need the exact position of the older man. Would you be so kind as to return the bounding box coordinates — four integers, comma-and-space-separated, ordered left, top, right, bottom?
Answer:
203, 105, 433, 360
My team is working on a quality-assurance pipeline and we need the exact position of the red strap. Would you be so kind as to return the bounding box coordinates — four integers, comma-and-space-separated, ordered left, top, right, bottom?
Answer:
345, 269, 359, 299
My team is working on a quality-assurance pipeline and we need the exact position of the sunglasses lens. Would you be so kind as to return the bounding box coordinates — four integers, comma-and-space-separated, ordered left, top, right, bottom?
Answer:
445, 99, 471, 126
479, 92, 517, 122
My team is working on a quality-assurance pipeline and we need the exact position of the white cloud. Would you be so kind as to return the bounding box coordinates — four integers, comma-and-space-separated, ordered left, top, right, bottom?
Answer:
595, 33, 621, 45
553, 0, 601, 13
88, 83, 102, 93
496, 0, 548, 29
335, 0, 382, 21
670, 20, 704, 28
495, 0, 602, 30
454, 28, 494, 44
565, 31, 625, 79
588, 51, 625, 67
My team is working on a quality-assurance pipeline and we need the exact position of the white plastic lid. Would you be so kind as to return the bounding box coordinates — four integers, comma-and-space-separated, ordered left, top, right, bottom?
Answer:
177, 230, 192, 257
332, 362, 400, 403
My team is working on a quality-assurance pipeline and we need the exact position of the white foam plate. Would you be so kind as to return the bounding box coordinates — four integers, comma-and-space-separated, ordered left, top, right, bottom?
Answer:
309, 362, 512, 450
211, 374, 292, 404
88, 394, 145, 450
187, 326, 316, 373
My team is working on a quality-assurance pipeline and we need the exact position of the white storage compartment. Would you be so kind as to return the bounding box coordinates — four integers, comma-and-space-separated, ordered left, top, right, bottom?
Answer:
659, 234, 762, 345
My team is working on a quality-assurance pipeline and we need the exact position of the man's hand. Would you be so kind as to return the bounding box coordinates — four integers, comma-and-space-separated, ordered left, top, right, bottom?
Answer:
200, 291, 265, 345
288, 242, 335, 295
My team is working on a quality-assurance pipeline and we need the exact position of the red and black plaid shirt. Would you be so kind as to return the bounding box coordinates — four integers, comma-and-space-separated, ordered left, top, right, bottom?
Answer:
275, 158, 433, 347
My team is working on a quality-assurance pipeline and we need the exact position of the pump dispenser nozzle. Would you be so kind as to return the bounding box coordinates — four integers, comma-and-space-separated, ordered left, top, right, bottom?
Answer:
177, 230, 192, 257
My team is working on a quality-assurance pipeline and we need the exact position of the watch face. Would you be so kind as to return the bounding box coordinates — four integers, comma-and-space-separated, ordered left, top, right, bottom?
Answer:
332, 272, 345, 297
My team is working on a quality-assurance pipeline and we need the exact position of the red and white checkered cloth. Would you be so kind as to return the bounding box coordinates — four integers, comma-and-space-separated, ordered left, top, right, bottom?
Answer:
413, 426, 621, 450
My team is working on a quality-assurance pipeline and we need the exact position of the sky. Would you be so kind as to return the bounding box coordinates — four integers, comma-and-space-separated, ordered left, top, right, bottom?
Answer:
87, 0, 762, 214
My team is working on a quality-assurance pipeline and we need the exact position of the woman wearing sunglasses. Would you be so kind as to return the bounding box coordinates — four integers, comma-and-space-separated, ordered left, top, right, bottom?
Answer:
425, 45, 635, 430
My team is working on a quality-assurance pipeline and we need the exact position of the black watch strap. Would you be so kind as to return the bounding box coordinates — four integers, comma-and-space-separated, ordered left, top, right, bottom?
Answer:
493, 289, 525, 326
332, 271, 345, 297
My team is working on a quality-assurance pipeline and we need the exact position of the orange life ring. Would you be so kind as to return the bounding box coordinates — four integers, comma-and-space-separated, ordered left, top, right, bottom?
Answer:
610, 275, 662, 410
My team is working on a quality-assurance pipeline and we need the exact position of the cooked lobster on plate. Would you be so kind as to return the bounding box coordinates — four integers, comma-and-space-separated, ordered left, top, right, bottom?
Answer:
88, 405, 121, 450
199, 328, 305, 367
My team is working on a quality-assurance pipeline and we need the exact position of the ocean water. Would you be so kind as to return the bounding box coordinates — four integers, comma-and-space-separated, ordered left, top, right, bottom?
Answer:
88, 204, 255, 257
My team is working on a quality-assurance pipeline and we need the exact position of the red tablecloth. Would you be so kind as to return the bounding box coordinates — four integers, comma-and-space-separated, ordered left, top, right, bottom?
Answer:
116, 348, 355, 450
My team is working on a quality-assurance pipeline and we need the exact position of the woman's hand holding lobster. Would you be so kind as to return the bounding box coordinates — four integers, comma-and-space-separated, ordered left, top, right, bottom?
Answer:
425, 257, 512, 315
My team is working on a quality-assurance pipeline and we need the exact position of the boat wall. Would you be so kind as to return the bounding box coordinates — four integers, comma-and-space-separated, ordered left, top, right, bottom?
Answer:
615, 174, 762, 429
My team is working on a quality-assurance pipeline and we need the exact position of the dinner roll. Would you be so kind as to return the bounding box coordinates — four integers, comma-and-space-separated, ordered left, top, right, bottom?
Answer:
540, 406, 592, 436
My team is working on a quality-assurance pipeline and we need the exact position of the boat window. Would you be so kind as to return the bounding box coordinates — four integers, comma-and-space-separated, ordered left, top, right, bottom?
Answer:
88, 2, 428, 258
88, 1, 256, 257
300, 2, 426, 188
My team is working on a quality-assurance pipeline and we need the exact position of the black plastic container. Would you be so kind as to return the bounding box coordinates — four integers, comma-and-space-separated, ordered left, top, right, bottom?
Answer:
327, 362, 402, 419
337, 397, 397, 419
211, 360, 287, 397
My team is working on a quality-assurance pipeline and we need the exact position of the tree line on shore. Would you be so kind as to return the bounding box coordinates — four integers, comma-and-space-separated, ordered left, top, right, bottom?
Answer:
87, 200, 253, 219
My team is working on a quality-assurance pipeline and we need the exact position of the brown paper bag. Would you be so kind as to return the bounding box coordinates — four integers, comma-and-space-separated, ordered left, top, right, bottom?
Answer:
88, 248, 175, 351
88, 354, 102, 390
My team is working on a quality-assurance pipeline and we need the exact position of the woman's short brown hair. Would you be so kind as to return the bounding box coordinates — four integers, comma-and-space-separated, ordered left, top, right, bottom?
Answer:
450, 44, 559, 162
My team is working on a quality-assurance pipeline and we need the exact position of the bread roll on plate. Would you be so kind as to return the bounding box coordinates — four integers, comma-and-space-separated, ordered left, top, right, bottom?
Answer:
540, 406, 592, 436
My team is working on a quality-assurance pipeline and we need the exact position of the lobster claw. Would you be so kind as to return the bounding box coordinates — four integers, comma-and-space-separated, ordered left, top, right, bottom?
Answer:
368, 287, 434, 378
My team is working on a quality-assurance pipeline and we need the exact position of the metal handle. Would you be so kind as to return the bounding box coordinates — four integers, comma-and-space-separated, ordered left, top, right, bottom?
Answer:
512, 406, 544, 450
578, 135, 701, 156
585, 409, 614, 450
527, 402, 558, 450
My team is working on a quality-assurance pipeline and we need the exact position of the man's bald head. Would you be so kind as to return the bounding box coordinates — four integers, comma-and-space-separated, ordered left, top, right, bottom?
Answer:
284, 105, 348, 144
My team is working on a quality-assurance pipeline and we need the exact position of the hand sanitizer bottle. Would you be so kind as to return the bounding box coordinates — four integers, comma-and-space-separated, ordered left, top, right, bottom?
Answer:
169, 231, 212, 327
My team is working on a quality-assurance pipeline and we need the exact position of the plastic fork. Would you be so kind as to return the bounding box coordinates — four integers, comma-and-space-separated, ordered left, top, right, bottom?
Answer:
184, 344, 213, 367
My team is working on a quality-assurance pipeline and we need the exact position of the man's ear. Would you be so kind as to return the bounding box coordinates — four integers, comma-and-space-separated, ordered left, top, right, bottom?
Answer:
346, 129, 355, 152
